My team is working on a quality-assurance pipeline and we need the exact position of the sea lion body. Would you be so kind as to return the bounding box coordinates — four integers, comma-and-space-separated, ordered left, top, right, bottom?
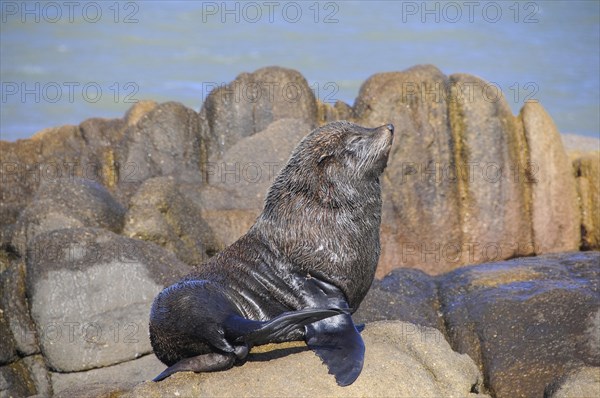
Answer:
149, 121, 394, 385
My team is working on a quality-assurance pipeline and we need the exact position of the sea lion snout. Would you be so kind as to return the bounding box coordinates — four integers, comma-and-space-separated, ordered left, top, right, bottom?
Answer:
385, 124, 394, 135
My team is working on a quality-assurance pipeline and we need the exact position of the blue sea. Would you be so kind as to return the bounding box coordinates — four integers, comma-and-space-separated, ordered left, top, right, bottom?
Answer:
1, 0, 599, 141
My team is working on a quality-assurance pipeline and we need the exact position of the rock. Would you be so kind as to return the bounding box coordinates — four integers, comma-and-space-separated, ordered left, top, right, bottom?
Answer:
316, 100, 355, 124
545, 367, 600, 398
207, 118, 310, 209
25, 228, 190, 372
521, 102, 580, 253
0, 355, 50, 398
354, 65, 462, 276
1, 125, 88, 248
126, 321, 489, 398
438, 251, 600, 398
0, 255, 39, 360
353, 268, 442, 330
199, 66, 318, 159
192, 118, 310, 250
11, 177, 126, 256
116, 101, 206, 200
123, 176, 212, 266
123, 100, 158, 127
0, 104, 149, 248
51, 354, 163, 397
447, 73, 532, 264
572, 152, 600, 250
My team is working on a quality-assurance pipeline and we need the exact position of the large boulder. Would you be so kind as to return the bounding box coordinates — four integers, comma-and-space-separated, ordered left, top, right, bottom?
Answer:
126, 321, 489, 398
199, 66, 318, 159
354, 65, 462, 276
11, 177, 126, 256
438, 251, 600, 398
520, 102, 580, 253
115, 101, 207, 200
25, 228, 190, 372
354, 65, 581, 276
447, 73, 532, 264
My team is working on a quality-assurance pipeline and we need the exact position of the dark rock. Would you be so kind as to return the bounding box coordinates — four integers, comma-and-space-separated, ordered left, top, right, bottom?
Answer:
0, 255, 39, 360
354, 65, 462, 276
438, 251, 600, 398
0, 301, 17, 365
123, 176, 212, 266
353, 268, 442, 330
115, 101, 206, 201
199, 66, 318, 159
520, 102, 580, 253
126, 321, 489, 398
25, 228, 190, 372
1, 125, 88, 248
11, 177, 126, 256
0, 355, 50, 397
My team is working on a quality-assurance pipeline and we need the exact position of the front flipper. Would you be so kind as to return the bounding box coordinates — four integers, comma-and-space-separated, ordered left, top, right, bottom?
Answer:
306, 313, 365, 386
226, 307, 347, 346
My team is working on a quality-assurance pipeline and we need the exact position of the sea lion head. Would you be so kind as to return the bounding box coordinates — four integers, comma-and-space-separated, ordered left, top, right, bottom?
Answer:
264, 121, 394, 209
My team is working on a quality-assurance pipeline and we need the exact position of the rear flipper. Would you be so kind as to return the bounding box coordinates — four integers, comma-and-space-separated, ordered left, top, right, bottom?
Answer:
306, 313, 365, 387
152, 308, 345, 382
228, 307, 348, 346
152, 351, 238, 382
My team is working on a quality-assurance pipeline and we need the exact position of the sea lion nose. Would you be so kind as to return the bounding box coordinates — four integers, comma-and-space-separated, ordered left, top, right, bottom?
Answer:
386, 124, 394, 135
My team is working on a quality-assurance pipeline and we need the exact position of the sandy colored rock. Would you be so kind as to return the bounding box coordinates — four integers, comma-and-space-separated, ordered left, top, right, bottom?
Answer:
448, 73, 532, 264
521, 101, 580, 253
126, 321, 489, 398
572, 152, 600, 250
124, 100, 158, 127
355, 65, 462, 276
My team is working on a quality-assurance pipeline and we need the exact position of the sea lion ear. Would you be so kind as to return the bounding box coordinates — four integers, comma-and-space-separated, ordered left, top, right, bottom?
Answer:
318, 153, 333, 164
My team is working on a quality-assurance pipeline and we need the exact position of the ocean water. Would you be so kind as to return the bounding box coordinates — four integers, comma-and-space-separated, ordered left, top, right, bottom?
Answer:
0, 0, 599, 141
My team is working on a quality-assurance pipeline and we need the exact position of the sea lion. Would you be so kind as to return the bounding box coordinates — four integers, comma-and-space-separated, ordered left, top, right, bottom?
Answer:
149, 121, 394, 386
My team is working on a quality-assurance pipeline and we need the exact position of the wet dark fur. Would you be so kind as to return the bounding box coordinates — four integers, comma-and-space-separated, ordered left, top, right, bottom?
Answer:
149, 121, 393, 384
